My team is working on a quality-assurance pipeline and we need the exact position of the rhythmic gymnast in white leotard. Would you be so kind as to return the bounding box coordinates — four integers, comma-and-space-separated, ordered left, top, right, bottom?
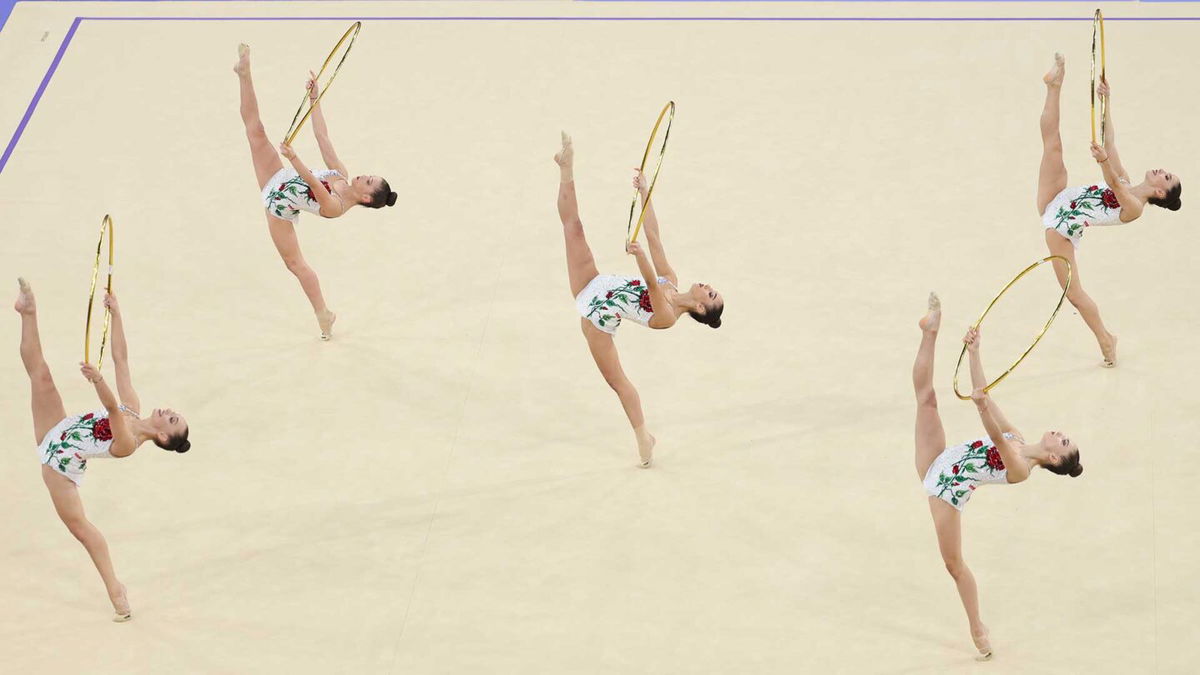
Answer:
554, 133, 723, 467
234, 44, 398, 340
14, 279, 190, 622
1035, 55, 1182, 367
911, 292, 1083, 660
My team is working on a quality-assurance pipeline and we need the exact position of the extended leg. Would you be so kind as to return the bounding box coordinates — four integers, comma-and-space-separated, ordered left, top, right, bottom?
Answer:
1045, 231, 1116, 366
42, 466, 130, 621
914, 293, 947, 478
234, 44, 285, 190
1036, 54, 1069, 215
555, 133, 600, 297
15, 279, 66, 443
929, 497, 992, 660
583, 321, 655, 467
267, 217, 336, 339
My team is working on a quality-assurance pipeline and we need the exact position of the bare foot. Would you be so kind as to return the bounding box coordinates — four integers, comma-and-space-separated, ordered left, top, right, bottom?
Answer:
1043, 52, 1065, 87
918, 292, 941, 333
554, 131, 574, 181
14, 278, 35, 315
111, 583, 131, 623
317, 309, 337, 341
635, 427, 656, 468
234, 43, 250, 76
972, 625, 993, 661
1101, 333, 1118, 368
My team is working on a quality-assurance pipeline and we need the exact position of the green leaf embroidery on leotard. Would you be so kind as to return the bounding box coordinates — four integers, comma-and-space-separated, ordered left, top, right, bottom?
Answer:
932, 440, 1006, 505
1052, 185, 1115, 238
586, 280, 651, 328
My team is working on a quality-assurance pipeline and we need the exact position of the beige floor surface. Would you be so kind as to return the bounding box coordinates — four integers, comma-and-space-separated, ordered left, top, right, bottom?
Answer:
1, 2, 1198, 673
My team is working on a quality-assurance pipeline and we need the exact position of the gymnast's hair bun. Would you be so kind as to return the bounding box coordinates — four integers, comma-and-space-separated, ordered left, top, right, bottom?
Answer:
1069, 463, 1082, 478
386, 191, 398, 207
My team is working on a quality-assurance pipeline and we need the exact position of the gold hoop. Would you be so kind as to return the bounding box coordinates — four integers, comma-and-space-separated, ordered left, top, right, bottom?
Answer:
1090, 9, 1106, 145
952, 256, 1073, 400
283, 21, 362, 147
84, 214, 114, 368
627, 101, 675, 244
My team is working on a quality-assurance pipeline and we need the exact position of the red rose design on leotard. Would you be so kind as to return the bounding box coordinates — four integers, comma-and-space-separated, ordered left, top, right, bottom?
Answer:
630, 280, 641, 287
303, 180, 333, 203
1101, 188, 1121, 210
82, 413, 94, 421
638, 290, 653, 313
985, 447, 1005, 471
92, 418, 113, 442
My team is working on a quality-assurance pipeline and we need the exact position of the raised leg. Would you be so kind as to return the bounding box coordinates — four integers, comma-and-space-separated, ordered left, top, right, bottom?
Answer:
235, 44, 285, 190
1044, 231, 1116, 366
15, 279, 66, 443
42, 466, 130, 621
267, 217, 336, 339
1036, 54, 1069, 215
582, 320, 655, 467
555, 133, 600, 298
929, 497, 992, 660
914, 293, 947, 478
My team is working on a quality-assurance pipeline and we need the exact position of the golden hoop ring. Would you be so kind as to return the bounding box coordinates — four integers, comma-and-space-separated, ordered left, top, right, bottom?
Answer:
627, 101, 675, 244
283, 21, 362, 147
1090, 9, 1107, 145
952, 255, 1073, 400
84, 215, 114, 368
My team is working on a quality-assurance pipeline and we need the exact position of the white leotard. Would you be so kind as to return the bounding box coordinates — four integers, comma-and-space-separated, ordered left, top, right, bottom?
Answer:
1042, 181, 1127, 247
261, 168, 345, 223
574, 275, 677, 335
923, 432, 1021, 511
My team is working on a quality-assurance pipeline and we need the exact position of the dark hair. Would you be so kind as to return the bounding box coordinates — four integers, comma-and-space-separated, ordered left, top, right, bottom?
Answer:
688, 301, 724, 329
1149, 182, 1182, 212
365, 178, 398, 209
1044, 449, 1082, 478
155, 426, 190, 454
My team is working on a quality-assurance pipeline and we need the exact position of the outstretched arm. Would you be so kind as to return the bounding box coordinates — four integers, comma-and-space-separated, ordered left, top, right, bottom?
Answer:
632, 170, 678, 287
1096, 78, 1129, 180
627, 242, 676, 329
279, 142, 346, 217
970, 389, 1030, 483
963, 328, 1017, 436
305, 71, 350, 177
79, 362, 137, 457
1091, 79, 1144, 220
103, 293, 140, 414
1093, 142, 1142, 220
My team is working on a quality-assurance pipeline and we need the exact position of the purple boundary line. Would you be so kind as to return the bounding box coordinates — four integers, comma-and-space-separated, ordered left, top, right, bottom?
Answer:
0, 15, 79, 174
76, 14, 1200, 20
4, 12, 1200, 175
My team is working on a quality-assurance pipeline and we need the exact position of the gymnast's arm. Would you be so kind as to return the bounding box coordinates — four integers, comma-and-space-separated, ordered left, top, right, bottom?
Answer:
627, 242, 677, 329
1096, 77, 1129, 181
633, 170, 678, 287
279, 142, 345, 217
964, 328, 1018, 436
79, 362, 137, 457
970, 389, 1030, 483
103, 293, 141, 415
1093, 143, 1142, 221
305, 71, 350, 177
